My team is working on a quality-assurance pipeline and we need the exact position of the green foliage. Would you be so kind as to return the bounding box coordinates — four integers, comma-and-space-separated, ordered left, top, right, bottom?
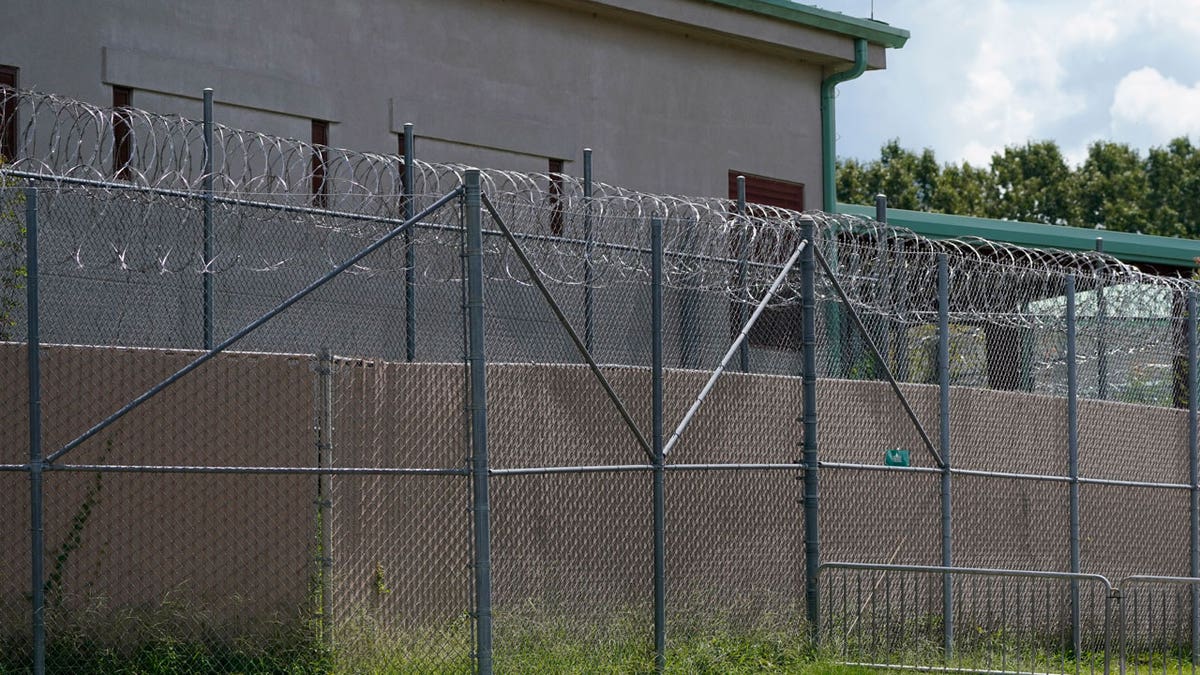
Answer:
836, 135, 1200, 239
1, 601, 334, 674
1072, 140, 1150, 233
1145, 137, 1200, 238
990, 140, 1074, 224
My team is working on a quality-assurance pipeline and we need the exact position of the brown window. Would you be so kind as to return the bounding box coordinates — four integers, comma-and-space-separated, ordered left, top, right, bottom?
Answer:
112, 86, 133, 179
548, 158, 564, 236
728, 171, 806, 351
0, 65, 18, 163
311, 120, 329, 207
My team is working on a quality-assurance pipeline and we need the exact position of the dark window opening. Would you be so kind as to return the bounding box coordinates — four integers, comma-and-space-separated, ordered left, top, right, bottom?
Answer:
112, 86, 133, 180
548, 158, 564, 236
0, 65, 19, 163
311, 120, 329, 208
727, 171, 806, 351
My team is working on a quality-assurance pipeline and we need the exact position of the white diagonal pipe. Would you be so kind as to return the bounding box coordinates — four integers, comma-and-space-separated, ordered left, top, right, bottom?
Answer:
662, 233, 810, 458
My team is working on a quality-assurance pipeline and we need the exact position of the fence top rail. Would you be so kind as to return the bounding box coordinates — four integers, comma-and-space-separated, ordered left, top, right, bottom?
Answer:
1118, 574, 1200, 589
821, 561, 1114, 589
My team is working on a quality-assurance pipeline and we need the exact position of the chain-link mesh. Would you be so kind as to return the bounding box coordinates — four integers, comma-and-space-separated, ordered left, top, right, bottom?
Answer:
5, 86, 1200, 671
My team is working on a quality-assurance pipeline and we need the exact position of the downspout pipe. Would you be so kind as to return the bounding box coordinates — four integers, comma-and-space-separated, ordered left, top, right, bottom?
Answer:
821, 38, 869, 213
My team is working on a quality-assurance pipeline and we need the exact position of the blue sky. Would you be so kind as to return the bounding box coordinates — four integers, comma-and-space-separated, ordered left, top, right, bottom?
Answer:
811, 0, 1200, 167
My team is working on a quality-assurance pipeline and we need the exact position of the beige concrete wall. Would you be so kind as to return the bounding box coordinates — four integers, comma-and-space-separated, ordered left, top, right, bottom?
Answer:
0, 0, 861, 202
1, 344, 1192, 640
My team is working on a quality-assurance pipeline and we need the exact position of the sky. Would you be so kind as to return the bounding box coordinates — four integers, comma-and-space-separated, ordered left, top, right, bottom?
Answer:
810, 0, 1200, 167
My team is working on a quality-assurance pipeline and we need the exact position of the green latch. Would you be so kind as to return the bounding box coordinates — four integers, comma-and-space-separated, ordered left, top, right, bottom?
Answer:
884, 448, 910, 467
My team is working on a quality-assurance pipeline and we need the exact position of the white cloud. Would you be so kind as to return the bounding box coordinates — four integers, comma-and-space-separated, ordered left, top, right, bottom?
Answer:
821, 0, 1200, 165
944, 1, 1111, 162
960, 141, 995, 167
1110, 67, 1200, 141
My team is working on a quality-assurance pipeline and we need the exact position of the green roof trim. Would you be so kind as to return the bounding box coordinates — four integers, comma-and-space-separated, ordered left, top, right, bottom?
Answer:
700, 0, 910, 48
838, 203, 1200, 271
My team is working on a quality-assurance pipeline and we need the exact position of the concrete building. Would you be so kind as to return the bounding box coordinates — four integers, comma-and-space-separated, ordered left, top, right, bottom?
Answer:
1, 0, 908, 207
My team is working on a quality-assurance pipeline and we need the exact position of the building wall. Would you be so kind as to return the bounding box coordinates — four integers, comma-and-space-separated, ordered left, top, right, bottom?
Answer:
0, 0, 849, 203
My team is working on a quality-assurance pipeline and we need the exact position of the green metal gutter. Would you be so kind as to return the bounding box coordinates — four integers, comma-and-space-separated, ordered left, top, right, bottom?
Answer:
700, 0, 910, 48
839, 203, 1200, 271
821, 38, 868, 212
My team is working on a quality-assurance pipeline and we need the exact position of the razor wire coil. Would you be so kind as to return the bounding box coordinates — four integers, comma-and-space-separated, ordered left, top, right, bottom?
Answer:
1, 85, 1194, 330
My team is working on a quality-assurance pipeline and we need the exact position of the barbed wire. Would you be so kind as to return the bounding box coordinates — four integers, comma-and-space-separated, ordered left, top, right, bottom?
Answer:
1, 85, 1196, 329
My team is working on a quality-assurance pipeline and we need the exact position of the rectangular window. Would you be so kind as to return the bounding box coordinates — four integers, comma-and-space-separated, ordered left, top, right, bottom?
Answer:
112, 86, 133, 180
548, 158, 564, 236
0, 65, 18, 162
728, 171, 806, 351
311, 120, 329, 207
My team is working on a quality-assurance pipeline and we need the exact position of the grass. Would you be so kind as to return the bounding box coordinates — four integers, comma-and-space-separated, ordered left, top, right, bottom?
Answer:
2, 604, 1196, 674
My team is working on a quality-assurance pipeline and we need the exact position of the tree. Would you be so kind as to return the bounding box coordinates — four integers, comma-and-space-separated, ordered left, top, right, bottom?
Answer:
929, 162, 991, 216
836, 140, 944, 212
836, 136, 1200, 239
835, 157, 872, 209
1070, 141, 1150, 234
1144, 137, 1200, 238
987, 141, 1074, 224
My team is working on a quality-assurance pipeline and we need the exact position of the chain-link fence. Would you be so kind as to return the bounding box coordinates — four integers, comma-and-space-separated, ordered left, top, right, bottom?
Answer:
4, 86, 1200, 673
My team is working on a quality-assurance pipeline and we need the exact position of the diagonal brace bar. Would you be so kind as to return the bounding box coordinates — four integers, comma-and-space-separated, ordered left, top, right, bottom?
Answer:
812, 245, 946, 469
47, 187, 465, 464
661, 238, 809, 458
481, 193, 655, 463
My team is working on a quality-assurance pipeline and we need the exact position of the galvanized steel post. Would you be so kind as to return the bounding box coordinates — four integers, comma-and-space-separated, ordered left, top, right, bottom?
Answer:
736, 175, 749, 373
801, 216, 820, 643
1067, 275, 1081, 654
202, 89, 215, 350
404, 123, 416, 362
651, 215, 667, 672
583, 148, 595, 354
1095, 238, 1107, 400
874, 194, 891, 377
1189, 291, 1198, 663
464, 170, 493, 674
937, 253, 952, 658
26, 188, 45, 675
316, 348, 335, 647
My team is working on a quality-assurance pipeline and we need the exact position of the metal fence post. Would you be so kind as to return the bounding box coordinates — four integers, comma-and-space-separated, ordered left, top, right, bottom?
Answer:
801, 216, 820, 644
464, 169, 493, 675
1106, 587, 1118, 675
1116, 586, 1126, 675
583, 148, 595, 355
404, 122, 416, 362
1189, 290, 1198, 664
651, 215, 667, 673
1095, 238, 1107, 400
937, 252, 953, 659
736, 175, 749, 373
872, 194, 891, 380
316, 348, 335, 647
1067, 275, 1081, 655
202, 88, 215, 350
26, 187, 45, 675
